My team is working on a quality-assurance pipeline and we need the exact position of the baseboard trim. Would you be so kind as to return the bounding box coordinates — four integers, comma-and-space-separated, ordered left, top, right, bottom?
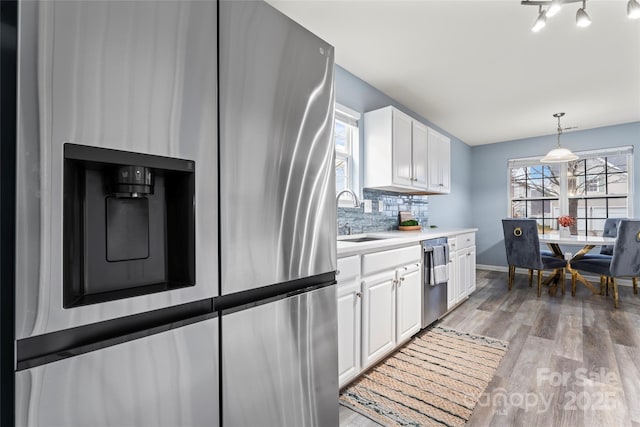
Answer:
476, 264, 508, 273
476, 264, 635, 287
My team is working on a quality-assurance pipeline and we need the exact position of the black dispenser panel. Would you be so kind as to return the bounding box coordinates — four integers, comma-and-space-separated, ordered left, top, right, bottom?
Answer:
63, 143, 196, 308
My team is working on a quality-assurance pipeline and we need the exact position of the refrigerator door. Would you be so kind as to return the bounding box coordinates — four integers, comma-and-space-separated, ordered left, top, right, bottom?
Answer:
15, 0, 218, 339
222, 285, 338, 427
15, 318, 218, 427
219, 0, 336, 294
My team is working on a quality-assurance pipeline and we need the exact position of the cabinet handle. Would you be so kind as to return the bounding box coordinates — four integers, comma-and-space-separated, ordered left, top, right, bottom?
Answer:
400, 277, 405, 281
356, 292, 362, 298
439, 183, 444, 186
467, 253, 471, 256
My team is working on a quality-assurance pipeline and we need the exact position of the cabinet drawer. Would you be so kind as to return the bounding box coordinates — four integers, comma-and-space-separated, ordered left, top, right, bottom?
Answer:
362, 245, 421, 277
337, 255, 360, 281
448, 237, 458, 254
458, 232, 475, 249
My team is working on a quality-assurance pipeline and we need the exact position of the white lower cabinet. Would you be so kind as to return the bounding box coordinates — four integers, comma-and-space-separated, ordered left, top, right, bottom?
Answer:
337, 238, 473, 386
448, 233, 477, 309
395, 264, 422, 344
360, 244, 422, 369
337, 256, 361, 388
361, 271, 397, 369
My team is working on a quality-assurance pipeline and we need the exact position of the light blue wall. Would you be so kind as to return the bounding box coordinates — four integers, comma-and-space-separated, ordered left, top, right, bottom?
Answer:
471, 121, 640, 267
335, 65, 473, 229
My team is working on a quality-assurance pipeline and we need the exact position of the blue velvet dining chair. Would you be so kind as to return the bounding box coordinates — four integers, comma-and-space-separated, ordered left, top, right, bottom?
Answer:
578, 218, 638, 295
502, 219, 568, 296
571, 219, 640, 308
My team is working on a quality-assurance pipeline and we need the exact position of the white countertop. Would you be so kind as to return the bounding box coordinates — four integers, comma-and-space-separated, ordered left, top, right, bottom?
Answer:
337, 227, 478, 258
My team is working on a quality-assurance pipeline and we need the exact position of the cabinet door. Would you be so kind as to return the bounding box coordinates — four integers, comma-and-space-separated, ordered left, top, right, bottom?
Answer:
396, 264, 422, 344
466, 247, 476, 294
447, 251, 458, 309
337, 278, 361, 388
439, 135, 451, 193
426, 128, 451, 193
392, 110, 413, 187
362, 272, 396, 368
457, 247, 476, 300
456, 249, 469, 301
411, 121, 428, 189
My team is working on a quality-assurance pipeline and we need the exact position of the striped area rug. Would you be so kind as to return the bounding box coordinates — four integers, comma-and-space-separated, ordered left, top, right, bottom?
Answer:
340, 325, 508, 427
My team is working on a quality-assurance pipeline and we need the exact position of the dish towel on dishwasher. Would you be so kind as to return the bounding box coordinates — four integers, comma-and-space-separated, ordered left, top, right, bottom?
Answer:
429, 244, 449, 285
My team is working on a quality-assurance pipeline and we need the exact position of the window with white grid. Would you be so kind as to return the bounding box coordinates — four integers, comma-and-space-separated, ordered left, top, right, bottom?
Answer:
508, 146, 633, 236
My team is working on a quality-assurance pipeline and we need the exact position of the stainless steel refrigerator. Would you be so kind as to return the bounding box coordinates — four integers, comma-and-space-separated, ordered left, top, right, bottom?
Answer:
6, 0, 337, 426
218, 1, 337, 426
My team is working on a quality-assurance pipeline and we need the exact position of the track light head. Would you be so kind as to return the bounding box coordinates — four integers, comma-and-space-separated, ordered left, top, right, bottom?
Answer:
629, 0, 640, 19
576, 2, 592, 27
547, 0, 562, 17
532, 6, 547, 32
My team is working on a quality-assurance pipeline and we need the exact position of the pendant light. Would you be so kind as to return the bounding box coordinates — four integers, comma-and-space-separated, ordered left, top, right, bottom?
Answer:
541, 113, 578, 163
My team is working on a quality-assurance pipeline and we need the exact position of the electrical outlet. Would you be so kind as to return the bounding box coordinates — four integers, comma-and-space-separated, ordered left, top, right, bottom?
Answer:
564, 252, 572, 260
363, 199, 372, 213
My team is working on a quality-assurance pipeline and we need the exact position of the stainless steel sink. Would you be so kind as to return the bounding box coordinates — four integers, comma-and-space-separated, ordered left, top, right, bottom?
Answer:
338, 236, 388, 243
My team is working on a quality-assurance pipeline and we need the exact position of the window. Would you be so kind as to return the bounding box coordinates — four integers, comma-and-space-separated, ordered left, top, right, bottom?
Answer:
508, 146, 633, 236
335, 104, 360, 205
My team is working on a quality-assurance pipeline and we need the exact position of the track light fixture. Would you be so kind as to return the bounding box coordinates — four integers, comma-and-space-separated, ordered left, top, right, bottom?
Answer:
522, 0, 639, 31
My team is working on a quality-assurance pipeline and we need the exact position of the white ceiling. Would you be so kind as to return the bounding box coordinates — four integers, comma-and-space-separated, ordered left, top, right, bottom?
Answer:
267, 0, 640, 145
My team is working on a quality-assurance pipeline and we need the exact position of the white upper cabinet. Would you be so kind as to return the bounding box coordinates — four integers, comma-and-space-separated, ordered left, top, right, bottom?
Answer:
364, 106, 449, 194
426, 127, 451, 194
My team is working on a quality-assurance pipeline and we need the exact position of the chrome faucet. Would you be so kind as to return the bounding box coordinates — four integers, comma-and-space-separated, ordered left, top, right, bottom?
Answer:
336, 189, 361, 208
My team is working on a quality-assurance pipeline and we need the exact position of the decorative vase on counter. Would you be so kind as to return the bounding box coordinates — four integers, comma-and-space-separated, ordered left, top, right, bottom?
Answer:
559, 227, 571, 238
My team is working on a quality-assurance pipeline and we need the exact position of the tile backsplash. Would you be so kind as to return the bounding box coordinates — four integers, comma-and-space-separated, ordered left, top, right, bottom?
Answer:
337, 189, 428, 235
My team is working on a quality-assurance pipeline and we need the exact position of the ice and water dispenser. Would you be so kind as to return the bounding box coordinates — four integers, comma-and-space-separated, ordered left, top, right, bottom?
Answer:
63, 143, 196, 307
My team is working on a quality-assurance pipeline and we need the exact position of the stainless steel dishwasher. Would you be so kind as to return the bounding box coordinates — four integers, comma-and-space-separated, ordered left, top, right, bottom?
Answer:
422, 237, 449, 328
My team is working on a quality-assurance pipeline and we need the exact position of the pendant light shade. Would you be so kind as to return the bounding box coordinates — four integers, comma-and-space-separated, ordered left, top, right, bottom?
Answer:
541, 113, 578, 164
629, 0, 640, 19
541, 147, 579, 163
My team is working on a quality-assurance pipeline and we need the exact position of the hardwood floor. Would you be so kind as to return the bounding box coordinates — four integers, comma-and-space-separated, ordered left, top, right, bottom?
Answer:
339, 269, 640, 427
